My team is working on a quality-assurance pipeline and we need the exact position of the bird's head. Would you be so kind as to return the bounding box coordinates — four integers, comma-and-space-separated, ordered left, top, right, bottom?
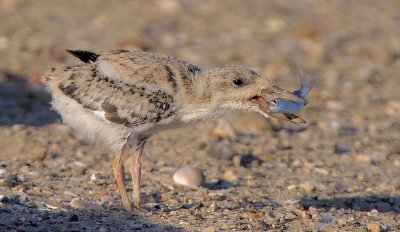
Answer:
181, 65, 305, 122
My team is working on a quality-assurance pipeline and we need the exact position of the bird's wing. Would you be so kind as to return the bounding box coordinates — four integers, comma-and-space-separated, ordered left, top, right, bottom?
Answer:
53, 50, 200, 127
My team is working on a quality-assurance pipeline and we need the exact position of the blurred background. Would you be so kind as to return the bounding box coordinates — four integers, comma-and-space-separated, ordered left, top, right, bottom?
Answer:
0, 0, 399, 231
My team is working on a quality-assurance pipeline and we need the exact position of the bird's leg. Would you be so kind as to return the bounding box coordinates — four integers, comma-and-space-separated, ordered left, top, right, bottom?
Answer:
130, 140, 147, 209
113, 147, 132, 212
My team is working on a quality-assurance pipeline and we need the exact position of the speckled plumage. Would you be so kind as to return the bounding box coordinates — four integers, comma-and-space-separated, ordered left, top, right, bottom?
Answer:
42, 49, 305, 212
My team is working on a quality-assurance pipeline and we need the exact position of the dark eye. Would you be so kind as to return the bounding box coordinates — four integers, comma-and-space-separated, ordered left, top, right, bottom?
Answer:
233, 79, 244, 86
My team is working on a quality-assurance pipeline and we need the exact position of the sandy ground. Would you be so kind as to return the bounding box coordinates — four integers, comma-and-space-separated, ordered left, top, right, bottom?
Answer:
0, 0, 399, 231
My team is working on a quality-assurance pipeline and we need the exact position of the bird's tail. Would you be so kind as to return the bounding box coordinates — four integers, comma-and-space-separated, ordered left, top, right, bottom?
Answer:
66, 50, 100, 63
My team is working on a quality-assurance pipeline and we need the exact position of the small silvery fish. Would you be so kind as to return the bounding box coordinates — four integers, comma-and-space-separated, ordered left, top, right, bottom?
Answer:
267, 70, 315, 123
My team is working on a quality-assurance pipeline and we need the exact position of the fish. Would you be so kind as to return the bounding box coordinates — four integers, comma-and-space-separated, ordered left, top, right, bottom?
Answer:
266, 70, 315, 124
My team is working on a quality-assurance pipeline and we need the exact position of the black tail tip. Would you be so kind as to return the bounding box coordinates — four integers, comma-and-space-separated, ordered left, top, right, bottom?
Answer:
66, 50, 100, 63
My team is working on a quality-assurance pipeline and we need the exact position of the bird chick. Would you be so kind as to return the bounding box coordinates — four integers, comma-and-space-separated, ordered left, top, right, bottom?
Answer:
42, 49, 304, 212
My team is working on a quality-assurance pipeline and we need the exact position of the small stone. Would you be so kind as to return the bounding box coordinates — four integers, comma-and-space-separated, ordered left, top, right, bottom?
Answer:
334, 143, 353, 154
301, 210, 311, 219
0, 194, 7, 202
367, 209, 379, 216
207, 142, 236, 161
99, 227, 107, 232
223, 169, 238, 182
90, 173, 101, 181
356, 154, 372, 163
367, 223, 382, 232
202, 227, 215, 232
209, 201, 219, 212
212, 119, 236, 140
316, 212, 334, 230
299, 182, 316, 192
70, 199, 104, 211
44, 198, 62, 209
232, 155, 241, 167
64, 190, 78, 198
144, 202, 160, 209
173, 166, 205, 187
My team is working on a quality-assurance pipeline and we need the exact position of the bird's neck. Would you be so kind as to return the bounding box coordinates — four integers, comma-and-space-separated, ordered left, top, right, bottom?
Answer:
177, 70, 224, 123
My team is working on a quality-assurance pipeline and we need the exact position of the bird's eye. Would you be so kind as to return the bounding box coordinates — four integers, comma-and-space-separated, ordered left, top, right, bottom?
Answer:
233, 79, 244, 86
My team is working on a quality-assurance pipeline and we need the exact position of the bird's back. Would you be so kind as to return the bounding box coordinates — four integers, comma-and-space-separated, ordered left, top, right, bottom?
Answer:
42, 50, 201, 149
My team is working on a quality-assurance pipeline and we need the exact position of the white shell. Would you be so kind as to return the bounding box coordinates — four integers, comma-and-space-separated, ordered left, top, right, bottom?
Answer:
172, 166, 205, 187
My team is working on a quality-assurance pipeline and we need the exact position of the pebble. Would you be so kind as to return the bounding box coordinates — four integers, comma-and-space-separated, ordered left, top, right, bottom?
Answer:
367, 223, 382, 232
209, 201, 219, 212
90, 173, 101, 181
70, 199, 104, 211
207, 142, 236, 161
334, 143, 353, 154
223, 169, 238, 182
202, 227, 215, 232
44, 198, 63, 209
173, 166, 205, 187
144, 202, 160, 209
299, 182, 316, 192
212, 119, 236, 140
232, 155, 241, 167
356, 154, 372, 164
367, 209, 379, 216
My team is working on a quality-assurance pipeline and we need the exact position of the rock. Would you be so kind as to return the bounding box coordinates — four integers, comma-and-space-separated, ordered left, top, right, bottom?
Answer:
44, 198, 63, 209
367, 223, 381, 232
316, 212, 334, 230
144, 202, 160, 209
223, 169, 238, 182
299, 182, 316, 192
301, 210, 311, 219
232, 155, 241, 167
90, 173, 101, 181
173, 166, 205, 187
356, 154, 372, 163
211, 119, 236, 140
202, 227, 215, 232
334, 143, 353, 154
70, 199, 104, 211
0, 194, 7, 202
207, 142, 236, 161
367, 209, 379, 216
209, 201, 219, 212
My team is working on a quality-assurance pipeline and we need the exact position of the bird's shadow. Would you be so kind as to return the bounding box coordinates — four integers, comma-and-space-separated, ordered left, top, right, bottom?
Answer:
204, 180, 238, 190
0, 201, 184, 231
300, 195, 400, 214
0, 71, 59, 126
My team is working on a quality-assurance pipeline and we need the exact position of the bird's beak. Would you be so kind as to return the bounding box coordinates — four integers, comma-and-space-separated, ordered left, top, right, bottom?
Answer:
251, 84, 305, 108
250, 84, 307, 124
261, 85, 306, 104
